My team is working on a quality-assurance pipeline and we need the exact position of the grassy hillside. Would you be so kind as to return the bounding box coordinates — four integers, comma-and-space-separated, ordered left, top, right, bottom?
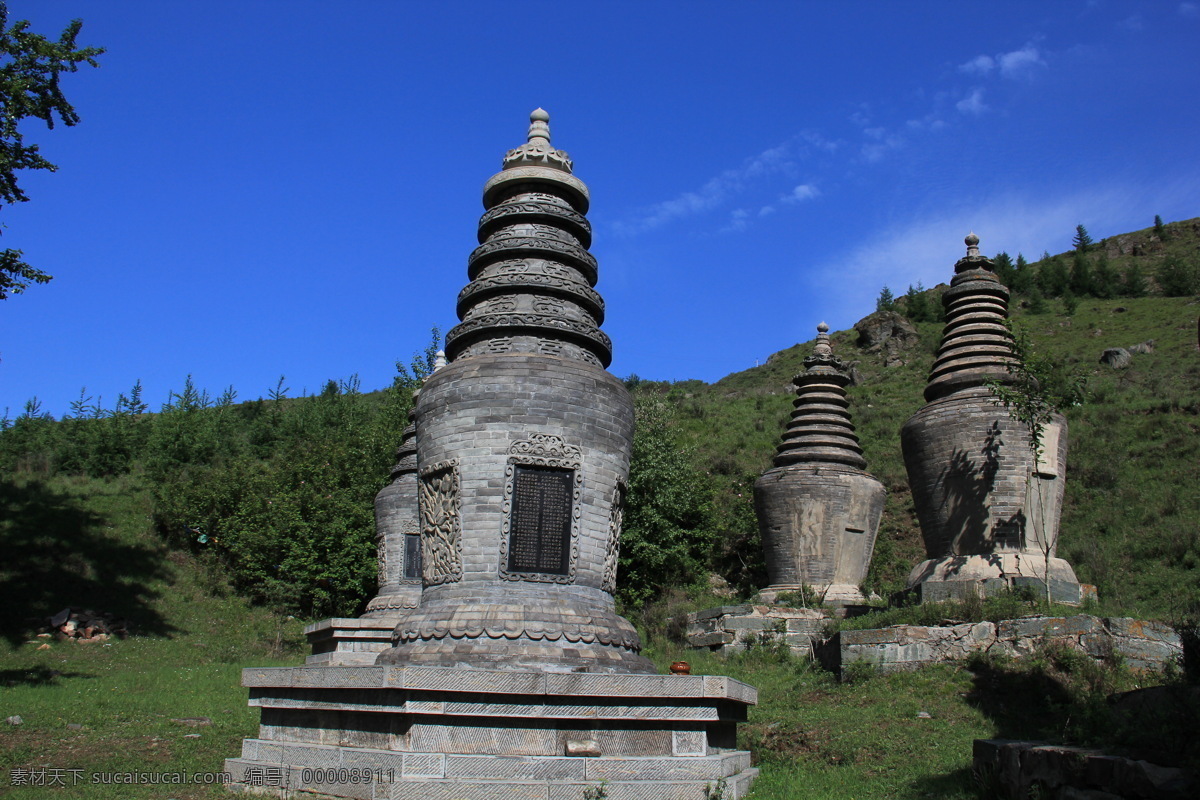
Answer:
641, 217, 1200, 621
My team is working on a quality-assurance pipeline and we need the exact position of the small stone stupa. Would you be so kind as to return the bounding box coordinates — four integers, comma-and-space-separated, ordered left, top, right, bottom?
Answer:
754, 323, 886, 607
226, 111, 758, 799
901, 234, 1083, 602
303, 404, 423, 665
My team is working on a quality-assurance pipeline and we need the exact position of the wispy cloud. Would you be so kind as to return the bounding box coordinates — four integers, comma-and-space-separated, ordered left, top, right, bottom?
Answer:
783, 184, 820, 203
960, 44, 1045, 80
612, 143, 794, 235
1118, 14, 1145, 31
956, 88, 988, 115
1180, 2, 1200, 18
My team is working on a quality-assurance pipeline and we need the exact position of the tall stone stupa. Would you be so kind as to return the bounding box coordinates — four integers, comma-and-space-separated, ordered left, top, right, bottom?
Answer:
901, 234, 1082, 602
754, 323, 886, 606
376, 107, 652, 673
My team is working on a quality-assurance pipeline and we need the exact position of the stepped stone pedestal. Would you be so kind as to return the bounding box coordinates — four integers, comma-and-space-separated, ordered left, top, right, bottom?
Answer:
225, 665, 758, 799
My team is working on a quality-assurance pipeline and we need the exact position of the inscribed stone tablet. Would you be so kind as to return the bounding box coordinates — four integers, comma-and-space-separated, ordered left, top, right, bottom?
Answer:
507, 466, 573, 575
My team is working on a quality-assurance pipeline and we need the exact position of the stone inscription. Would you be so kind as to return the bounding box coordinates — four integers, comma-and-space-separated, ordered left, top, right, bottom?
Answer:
403, 533, 422, 580
507, 466, 573, 575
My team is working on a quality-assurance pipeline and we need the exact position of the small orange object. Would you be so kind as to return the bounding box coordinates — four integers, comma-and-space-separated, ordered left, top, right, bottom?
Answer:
669, 661, 691, 675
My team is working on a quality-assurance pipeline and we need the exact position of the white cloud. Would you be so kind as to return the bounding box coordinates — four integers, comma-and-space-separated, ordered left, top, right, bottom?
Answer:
783, 184, 820, 203
800, 186, 1149, 329
612, 143, 793, 235
720, 208, 751, 234
956, 88, 988, 115
759, 206, 776, 217
959, 54, 995, 75
1180, 2, 1200, 18
997, 45, 1044, 78
961, 44, 1045, 81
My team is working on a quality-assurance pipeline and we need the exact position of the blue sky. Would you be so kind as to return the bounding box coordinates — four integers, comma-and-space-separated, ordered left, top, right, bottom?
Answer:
1, 1, 1197, 418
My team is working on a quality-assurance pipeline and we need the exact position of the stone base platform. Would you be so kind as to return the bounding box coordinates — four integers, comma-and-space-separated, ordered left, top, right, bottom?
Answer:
906, 554, 1093, 606
304, 618, 402, 666
225, 665, 758, 799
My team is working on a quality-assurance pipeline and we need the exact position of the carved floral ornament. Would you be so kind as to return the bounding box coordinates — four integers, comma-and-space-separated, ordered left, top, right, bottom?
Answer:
498, 434, 582, 584
418, 459, 462, 586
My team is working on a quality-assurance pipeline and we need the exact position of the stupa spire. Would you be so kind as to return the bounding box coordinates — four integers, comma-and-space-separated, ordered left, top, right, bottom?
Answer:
444, 109, 609, 366
923, 233, 1018, 401
773, 322, 867, 469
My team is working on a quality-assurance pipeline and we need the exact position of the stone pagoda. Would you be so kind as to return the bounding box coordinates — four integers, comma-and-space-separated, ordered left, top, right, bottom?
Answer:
900, 234, 1083, 602
754, 323, 886, 607
226, 110, 758, 799
302, 405, 423, 665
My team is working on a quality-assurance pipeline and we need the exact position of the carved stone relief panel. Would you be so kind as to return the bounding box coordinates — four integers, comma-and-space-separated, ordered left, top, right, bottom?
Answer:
601, 481, 626, 594
419, 459, 462, 586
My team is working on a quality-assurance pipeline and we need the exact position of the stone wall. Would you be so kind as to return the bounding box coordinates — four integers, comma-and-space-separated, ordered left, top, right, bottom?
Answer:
683, 605, 830, 656
816, 615, 1182, 679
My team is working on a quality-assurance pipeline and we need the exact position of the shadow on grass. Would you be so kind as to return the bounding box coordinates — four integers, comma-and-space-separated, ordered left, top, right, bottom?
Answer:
0, 666, 96, 687
905, 765, 977, 799
963, 656, 1076, 741
0, 477, 178, 647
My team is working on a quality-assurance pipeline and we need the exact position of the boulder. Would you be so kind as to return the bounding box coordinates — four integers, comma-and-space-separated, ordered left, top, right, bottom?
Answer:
854, 310, 918, 354
1100, 348, 1132, 369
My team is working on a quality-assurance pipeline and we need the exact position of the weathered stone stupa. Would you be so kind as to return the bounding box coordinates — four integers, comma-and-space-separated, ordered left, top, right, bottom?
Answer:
226, 111, 758, 799
303, 406, 423, 665
754, 323, 886, 607
901, 234, 1082, 602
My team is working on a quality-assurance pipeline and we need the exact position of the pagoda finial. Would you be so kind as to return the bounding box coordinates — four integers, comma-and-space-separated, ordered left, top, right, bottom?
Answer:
813, 322, 832, 357
502, 107, 573, 173
965, 231, 980, 258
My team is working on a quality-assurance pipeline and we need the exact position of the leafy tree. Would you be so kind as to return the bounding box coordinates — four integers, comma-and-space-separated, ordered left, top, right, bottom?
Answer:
875, 285, 895, 312
0, 3, 103, 299
1072, 224, 1094, 252
1158, 257, 1199, 297
618, 397, 711, 607
1121, 262, 1147, 298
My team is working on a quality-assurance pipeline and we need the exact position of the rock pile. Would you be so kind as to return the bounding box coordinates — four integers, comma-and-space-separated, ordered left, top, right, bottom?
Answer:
41, 607, 128, 643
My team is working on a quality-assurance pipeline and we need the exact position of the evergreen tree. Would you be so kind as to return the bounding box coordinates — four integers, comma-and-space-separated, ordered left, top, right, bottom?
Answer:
1121, 262, 1148, 298
993, 251, 1015, 287
1072, 224, 1095, 252
1154, 214, 1165, 238
1061, 289, 1078, 316
1012, 253, 1033, 295
876, 285, 895, 312
1092, 254, 1119, 299
1070, 250, 1094, 297
903, 283, 931, 322
1039, 256, 1070, 297
1026, 287, 1048, 314
0, 4, 104, 300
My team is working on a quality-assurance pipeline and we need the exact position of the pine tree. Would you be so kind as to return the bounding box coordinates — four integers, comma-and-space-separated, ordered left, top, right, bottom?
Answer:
1154, 214, 1165, 239
993, 251, 1015, 287
1070, 250, 1094, 297
1040, 257, 1070, 297
1012, 253, 1033, 295
876, 285, 895, 312
904, 283, 930, 322
1072, 224, 1095, 252
1092, 254, 1119, 299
